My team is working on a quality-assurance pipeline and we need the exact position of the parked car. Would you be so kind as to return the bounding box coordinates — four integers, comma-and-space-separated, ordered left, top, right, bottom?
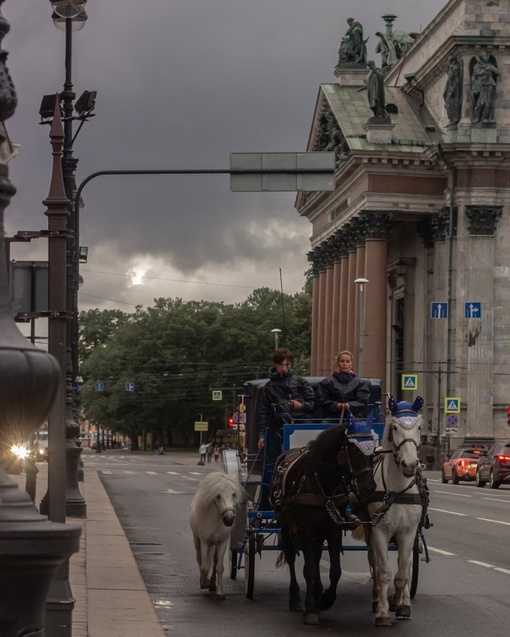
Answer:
475, 441, 510, 488
441, 447, 485, 484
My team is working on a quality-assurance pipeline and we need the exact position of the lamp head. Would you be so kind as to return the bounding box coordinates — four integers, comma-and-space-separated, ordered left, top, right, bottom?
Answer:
51, 1, 87, 19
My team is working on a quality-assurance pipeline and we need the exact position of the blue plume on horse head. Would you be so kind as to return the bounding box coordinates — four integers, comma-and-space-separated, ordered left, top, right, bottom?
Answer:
346, 408, 374, 436
388, 395, 424, 416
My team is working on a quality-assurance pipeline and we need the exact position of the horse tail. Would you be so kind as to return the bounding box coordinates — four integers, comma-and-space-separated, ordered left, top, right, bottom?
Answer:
276, 550, 287, 568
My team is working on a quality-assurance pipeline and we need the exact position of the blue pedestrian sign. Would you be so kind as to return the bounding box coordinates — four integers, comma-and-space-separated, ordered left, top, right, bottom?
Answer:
401, 374, 418, 391
444, 397, 460, 414
431, 302, 448, 319
212, 390, 222, 401
125, 382, 135, 392
465, 302, 481, 319
95, 381, 104, 392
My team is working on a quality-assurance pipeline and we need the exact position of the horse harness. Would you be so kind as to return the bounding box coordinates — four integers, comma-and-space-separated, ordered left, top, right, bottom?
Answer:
270, 439, 364, 528
362, 449, 431, 529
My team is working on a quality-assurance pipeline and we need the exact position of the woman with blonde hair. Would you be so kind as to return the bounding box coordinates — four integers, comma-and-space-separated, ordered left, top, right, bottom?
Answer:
316, 350, 370, 420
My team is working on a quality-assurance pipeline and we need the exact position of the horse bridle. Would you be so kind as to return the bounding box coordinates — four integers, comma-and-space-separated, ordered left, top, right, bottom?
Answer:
386, 416, 421, 468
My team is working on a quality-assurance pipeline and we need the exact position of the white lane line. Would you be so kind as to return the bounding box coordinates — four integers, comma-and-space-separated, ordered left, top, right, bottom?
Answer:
482, 497, 510, 504
189, 471, 202, 475
164, 489, 185, 494
166, 471, 180, 475
476, 517, 510, 526
146, 471, 158, 475
124, 470, 134, 474
434, 490, 471, 497
101, 470, 112, 475
468, 560, 494, 569
468, 561, 510, 576
429, 507, 467, 516
427, 546, 456, 556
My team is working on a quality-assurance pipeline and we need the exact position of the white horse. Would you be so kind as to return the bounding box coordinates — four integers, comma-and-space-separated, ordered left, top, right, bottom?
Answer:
189, 471, 244, 600
355, 396, 425, 626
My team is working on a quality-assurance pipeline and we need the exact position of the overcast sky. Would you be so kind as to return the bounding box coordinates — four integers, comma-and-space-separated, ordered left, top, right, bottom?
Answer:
4, 0, 447, 314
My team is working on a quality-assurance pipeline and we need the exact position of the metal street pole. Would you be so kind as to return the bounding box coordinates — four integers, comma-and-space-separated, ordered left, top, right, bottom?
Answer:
271, 328, 281, 350
354, 278, 368, 377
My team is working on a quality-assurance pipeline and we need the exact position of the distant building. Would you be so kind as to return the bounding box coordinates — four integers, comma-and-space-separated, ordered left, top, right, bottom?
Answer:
297, 0, 510, 448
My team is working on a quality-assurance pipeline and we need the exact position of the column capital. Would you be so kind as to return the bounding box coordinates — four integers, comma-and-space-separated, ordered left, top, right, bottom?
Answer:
465, 205, 502, 236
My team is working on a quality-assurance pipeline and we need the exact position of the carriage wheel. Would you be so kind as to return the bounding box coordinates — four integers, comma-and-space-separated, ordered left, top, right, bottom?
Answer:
410, 532, 420, 599
229, 549, 238, 580
245, 533, 256, 599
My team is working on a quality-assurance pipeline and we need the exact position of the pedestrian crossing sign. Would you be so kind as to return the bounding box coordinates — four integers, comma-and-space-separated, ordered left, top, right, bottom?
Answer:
444, 397, 461, 414
212, 390, 222, 401
401, 374, 418, 391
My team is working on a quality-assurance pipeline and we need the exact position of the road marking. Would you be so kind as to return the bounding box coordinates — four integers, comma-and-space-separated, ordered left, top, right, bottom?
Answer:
124, 470, 134, 474
482, 497, 510, 504
427, 546, 456, 556
434, 490, 471, 497
189, 471, 202, 475
468, 561, 510, 576
429, 507, 467, 516
164, 489, 185, 494
146, 471, 158, 475
468, 560, 494, 569
476, 517, 510, 526
166, 471, 180, 475
101, 470, 113, 475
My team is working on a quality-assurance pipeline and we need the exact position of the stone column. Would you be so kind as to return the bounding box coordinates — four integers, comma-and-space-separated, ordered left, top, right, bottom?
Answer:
360, 211, 393, 382
338, 255, 349, 351
331, 259, 342, 357
322, 265, 335, 375
462, 206, 502, 440
317, 269, 328, 376
353, 244, 366, 366
310, 274, 320, 375
345, 250, 357, 355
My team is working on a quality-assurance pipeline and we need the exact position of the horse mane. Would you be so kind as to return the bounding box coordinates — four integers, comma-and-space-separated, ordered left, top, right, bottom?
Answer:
191, 471, 244, 510
306, 423, 348, 467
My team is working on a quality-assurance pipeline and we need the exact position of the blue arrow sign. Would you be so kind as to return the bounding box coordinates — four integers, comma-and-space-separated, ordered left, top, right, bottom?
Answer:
431, 302, 448, 319
465, 302, 481, 319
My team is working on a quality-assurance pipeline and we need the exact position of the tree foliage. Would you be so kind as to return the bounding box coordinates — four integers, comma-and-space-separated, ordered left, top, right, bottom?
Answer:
79, 288, 312, 446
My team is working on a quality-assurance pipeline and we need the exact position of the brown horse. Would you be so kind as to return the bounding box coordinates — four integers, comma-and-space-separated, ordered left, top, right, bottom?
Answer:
270, 414, 376, 625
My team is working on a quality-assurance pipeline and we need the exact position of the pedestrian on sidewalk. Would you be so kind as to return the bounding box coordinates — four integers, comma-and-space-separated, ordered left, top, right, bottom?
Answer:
206, 442, 213, 463
213, 445, 220, 462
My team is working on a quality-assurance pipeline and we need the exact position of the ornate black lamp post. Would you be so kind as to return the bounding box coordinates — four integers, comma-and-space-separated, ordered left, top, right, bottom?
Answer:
39, 0, 96, 518
0, 3, 81, 635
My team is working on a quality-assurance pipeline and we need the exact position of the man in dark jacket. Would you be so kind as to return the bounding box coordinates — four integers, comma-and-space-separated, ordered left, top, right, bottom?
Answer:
316, 350, 370, 419
257, 348, 315, 459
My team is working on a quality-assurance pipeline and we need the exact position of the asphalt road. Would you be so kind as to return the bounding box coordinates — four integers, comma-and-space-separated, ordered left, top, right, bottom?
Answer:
86, 450, 510, 637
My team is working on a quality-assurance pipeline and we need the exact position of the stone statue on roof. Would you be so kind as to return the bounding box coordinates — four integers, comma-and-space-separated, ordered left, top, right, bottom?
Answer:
365, 61, 386, 118
375, 15, 417, 71
443, 54, 463, 126
335, 17, 368, 67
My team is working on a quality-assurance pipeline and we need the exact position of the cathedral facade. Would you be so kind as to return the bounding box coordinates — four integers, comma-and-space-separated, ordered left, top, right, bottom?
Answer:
297, 0, 510, 449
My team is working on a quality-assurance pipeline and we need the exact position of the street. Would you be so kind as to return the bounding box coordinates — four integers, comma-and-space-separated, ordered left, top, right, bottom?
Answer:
84, 449, 509, 637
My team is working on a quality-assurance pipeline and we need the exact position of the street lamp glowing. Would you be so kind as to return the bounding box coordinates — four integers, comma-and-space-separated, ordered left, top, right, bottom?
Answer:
271, 328, 282, 350
354, 278, 369, 376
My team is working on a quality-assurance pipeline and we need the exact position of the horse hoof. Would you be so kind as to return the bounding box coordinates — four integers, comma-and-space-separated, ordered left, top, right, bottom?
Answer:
303, 613, 320, 625
396, 605, 411, 619
375, 617, 392, 627
216, 593, 226, 601
208, 585, 217, 593
318, 593, 336, 611
372, 602, 378, 613
200, 584, 209, 590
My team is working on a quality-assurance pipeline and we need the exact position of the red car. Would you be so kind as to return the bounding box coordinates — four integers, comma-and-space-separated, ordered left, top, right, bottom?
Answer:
441, 447, 485, 484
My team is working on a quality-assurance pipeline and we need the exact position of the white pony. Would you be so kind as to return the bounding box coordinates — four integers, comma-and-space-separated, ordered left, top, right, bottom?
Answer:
355, 396, 425, 626
190, 471, 244, 600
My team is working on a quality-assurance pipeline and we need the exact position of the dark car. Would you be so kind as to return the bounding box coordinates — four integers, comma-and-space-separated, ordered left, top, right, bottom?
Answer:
441, 447, 485, 484
475, 441, 510, 488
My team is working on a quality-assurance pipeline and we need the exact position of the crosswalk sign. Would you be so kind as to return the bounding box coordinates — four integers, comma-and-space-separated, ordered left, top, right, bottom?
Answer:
401, 374, 418, 391
444, 397, 460, 414
212, 390, 222, 401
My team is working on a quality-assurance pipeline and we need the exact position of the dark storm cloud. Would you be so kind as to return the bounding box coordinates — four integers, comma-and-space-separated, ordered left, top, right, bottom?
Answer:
4, 0, 446, 308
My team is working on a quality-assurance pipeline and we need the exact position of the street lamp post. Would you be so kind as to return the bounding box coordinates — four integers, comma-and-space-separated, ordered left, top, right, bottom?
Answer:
271, 328, 282, 350
354, 278, 369, 377
0, 10, 81, 635
39, 0, 96, 518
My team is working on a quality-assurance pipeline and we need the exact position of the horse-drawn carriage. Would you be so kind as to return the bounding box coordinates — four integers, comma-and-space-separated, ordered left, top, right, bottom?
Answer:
223, 376, 431, 625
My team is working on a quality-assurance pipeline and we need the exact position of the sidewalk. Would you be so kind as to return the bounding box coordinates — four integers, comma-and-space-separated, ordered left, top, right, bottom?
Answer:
32, 452, 169, 637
